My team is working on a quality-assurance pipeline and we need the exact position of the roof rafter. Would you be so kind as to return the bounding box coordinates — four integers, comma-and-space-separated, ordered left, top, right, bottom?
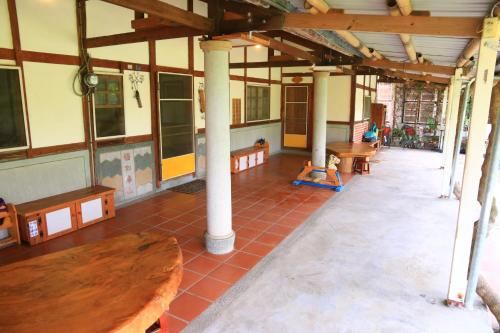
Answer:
102, 0, 213, 32
362, 59, 455, 76
214, 32, 319, 63
274, 12, 482, 38
85, 27, 203, 48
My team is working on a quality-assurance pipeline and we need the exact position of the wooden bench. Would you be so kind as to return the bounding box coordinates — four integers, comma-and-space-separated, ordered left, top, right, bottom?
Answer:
16, 185, 116, 245
230, 142, 269, 174
0, 233, 182, 333
326, 142, 377, 173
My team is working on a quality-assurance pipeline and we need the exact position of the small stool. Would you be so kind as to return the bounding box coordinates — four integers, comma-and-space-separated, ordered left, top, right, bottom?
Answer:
353, 157, 370, 175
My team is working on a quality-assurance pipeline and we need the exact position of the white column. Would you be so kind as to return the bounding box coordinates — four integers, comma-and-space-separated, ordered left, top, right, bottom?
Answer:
200, 40, 235, 255
438, 87, 449, 152
447, 17, 500, 305
312, 71, 330, 167
440, 69, 463, 197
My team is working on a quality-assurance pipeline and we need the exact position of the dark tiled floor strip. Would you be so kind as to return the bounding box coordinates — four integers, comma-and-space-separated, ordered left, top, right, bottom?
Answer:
0, 154, 354, 332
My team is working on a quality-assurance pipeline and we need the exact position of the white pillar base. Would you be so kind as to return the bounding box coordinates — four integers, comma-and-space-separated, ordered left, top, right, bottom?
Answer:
204, 230, 235, 255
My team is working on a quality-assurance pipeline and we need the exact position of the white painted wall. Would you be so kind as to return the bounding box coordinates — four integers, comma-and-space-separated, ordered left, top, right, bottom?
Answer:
23, 62, 85, 148
0, 2, 12, 49
328, 76, 351, 122
17, 0, 78, 56
123, 70, 152, 136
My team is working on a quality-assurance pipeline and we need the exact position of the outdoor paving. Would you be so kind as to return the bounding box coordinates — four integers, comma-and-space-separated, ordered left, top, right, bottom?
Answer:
183, 148, 494, 333
0, 153, 352, 332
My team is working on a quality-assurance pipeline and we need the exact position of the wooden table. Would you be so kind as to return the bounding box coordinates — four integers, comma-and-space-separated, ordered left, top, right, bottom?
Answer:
0, 233, 182, 333
326, 142, 377, 173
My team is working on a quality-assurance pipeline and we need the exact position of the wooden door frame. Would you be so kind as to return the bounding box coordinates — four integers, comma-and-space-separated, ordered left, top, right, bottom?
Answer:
281, 83, 314, 151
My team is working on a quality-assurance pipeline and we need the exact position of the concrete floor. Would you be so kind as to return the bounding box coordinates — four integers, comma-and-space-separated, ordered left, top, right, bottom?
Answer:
185, 148, 493, 333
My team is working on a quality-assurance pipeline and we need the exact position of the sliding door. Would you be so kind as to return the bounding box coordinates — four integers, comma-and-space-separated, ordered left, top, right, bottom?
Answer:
283, 85, 309, 149
158, 73, 195, 180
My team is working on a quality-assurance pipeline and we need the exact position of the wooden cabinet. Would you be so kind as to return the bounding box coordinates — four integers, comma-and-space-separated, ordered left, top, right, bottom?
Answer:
230, 143, 269, 174
17, 186, 115, 246
371, 103, 387, 130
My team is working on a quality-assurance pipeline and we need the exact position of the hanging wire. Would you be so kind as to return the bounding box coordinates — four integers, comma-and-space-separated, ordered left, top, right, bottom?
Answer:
73, 0, 93, 97
490, 1, 500, 17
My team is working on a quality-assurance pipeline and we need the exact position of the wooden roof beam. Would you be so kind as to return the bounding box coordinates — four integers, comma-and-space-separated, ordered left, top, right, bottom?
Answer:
384, 70, 450, 84
131, 17, 179, 30
230, 60, 311, 69
362, 59, 455, 76
103, 0, 213, 32
278, 13, 482, 38
86, 27, 203, 48
214, 32, 319, 63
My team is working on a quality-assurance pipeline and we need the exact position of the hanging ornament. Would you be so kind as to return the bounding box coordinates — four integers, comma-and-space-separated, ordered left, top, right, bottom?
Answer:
128, 71, 144, 108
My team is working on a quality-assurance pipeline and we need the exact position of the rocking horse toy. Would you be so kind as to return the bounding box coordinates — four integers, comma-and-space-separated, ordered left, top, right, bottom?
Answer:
292, 154, 344, 192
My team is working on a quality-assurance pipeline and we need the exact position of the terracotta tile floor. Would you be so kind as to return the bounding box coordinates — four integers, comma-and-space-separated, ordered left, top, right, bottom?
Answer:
0, 153, 354, 332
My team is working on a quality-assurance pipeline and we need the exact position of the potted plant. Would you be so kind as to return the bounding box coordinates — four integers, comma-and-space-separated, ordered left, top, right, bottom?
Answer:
391, 127, 404, 146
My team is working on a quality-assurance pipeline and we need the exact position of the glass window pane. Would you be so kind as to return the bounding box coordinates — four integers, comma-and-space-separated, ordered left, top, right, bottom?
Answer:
0, 68, 27, 149
403, 102, 418, 123
246, 85, 270, 122
419, 102, 436, 123
159, 74, 192, 99
94, 74, 125, 138
95, 107, 125, 137
160, 100, 193, 159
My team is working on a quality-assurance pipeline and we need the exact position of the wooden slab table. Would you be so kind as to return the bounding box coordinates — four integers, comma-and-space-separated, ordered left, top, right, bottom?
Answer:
326, 142, 377, 173
0, 233, 182, 333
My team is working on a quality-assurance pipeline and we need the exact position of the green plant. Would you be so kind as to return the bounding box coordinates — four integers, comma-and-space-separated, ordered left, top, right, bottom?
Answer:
425, 117, 438, 135
392, 127, 404, 138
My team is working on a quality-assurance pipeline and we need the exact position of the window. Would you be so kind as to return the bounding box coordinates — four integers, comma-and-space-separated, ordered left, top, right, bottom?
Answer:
363, 95, 372, 120
0, 67, 28, 151
246, 85, 270, 122
158, 73, 193, 159
403, 88, 439, 124
93, 74, 125, 139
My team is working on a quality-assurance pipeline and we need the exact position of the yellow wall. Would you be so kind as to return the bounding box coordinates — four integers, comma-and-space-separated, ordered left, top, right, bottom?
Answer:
23, 62, 85, 148
17, 0, 78, 56
247, 46, 269, 79
230, 80, 245, 124
270, 84, 281, 120
230, 47, 245, 77
86, 1, 148, 64
328, 76, 351, 122
0, 2, 12, 49
193, 76, 205, 131
123, 71, 152, 136
354, 87, 365, 121
157, 38, 189, 69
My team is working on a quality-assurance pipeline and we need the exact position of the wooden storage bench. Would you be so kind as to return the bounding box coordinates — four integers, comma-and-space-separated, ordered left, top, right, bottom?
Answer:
17, 186, 116, 246
230, 143, 269, 174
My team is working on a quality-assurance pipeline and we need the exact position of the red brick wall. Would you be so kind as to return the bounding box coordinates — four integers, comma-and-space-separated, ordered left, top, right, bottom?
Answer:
352, 121, 369, 143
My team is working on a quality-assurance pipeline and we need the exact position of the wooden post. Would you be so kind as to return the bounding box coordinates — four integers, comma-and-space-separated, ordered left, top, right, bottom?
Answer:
440, 68, 463, 197
447, 17, 500, 306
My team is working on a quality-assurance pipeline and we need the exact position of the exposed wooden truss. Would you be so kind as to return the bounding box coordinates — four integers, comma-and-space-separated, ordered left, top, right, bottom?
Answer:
214, 32, 319, 63
102, 0, 213, 32
383, 70, 450, 85
230, 60, 311, 69
86, 27, 203, 48
276, 12, 482, 38
361, 59, 455, 76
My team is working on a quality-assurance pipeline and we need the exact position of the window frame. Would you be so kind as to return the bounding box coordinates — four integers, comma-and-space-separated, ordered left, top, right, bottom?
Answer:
92, 72, 126, 141
157, 71, 195, 160
0, 65, 30, 153
402, 88, 439, 125
284, 85, 309, 137
245, 84, 271, 123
